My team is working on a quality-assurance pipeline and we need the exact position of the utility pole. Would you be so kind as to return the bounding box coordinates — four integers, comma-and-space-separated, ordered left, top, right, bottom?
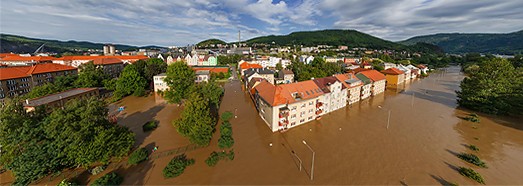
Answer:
238, 30, 241, 48
302, 140, 315, 181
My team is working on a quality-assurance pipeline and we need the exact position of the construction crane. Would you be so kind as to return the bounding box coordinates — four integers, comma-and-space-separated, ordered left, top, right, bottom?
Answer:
34, 43, 45, 54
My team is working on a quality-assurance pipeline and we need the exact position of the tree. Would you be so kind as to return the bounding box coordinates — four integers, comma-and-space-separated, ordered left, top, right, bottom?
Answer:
457, 58, 523, 115
275, 62, 283, 71
24, 75, 78, 99
144, 58, 168, 86
91, 172, 123, 186
196, 81, 223, 108
162, 154, 195, 178
114, 64, 147, 99
164, 62, 195, 103
172, 93, 215, 146
74, 61, 107, 88
43, 98, 135, 166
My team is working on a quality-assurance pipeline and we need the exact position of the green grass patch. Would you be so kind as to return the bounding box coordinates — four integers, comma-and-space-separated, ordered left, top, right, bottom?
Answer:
458, 167, 485, 184
162, 154, 195, 179
457, 153, 487, 168
91, 172, 123, 186
128, 148, 148, 165
142, 121, 158, 132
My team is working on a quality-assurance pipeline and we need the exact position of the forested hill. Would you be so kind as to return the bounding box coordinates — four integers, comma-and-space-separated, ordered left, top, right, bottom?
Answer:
246, 29, 402, 48
400, 30, 523, 54
197, 39, 226, 47
0, 34, 164, 53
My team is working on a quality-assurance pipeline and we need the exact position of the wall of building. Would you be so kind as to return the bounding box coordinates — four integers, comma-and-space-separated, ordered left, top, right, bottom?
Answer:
348, 86, 361, 105
372, 80, 386, 96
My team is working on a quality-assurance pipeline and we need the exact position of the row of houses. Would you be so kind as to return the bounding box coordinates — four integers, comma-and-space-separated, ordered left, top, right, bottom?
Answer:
153, 66, 230, 92
0, 54, 148, 67
244, 69, 386, 132
239, 61, 295, 85
380, 63, 428, 86
162, 54, 218, 66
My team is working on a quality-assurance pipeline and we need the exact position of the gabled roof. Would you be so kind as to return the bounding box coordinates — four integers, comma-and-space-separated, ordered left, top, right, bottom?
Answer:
92, 57, 124, 65
281, 69, 294, 75
192, 66, 228, 73
355, 73, 372, 85
313, 76, 346, 93
0, 63, 77, 80
351, 67, 370, 74
358, 70, 386, 82
0, 55, 56, 62
244, 68, 274, 77
381, 67, 404, 75
255, 80, 324, 106
335, 73, 360, 88
239, 62, 263, 70
417, 64, 428, 69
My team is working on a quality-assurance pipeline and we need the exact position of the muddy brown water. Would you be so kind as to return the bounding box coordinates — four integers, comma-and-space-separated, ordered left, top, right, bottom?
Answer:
1, 66, 522, 185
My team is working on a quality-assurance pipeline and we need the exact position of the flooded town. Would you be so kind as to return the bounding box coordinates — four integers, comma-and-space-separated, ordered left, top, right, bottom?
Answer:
1, 1, 523, 185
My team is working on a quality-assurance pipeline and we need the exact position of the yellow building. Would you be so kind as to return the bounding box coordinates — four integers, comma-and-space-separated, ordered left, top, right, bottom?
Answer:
381, 67, 405, 86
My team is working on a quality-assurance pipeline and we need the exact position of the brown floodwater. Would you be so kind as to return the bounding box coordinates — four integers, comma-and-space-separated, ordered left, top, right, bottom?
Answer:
1, 66, 522, 185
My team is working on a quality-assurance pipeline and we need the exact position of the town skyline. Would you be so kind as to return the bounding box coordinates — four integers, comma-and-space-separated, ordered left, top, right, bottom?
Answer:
2, 0, 523, 46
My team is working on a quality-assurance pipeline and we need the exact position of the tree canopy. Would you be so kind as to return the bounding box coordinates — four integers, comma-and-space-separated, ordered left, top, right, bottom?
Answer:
457, 58, 523, 115
114, 64, 147, 99
0, 98, 134, 184
288, 57, 344, 81
163, 62, 195, 103
74, 61, 108, 88
172, 93, 216, 146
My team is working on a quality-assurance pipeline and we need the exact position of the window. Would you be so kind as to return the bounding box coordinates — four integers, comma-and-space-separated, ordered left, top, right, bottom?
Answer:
291, 114, 296, 119
301, 104, 305, 108
300, 119, 305, 123
291, 122, 296, 126
308, 116, 313, 120
309, 101, 313, 105
309, 109, 313, 113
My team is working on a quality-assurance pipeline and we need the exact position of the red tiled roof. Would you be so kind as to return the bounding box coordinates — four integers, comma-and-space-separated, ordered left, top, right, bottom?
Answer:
351, 67, 370, 74
55, 55, 148, 62
381, 67, 404, 75
0, 55, 56, 62
417, 64, 427, 69
240, 62, 263, 69
0, 53, 18, 58
358, 70, 386, 82
334, 73, 362, 88
256, 80, 324, 106
92, 57, 124, 65
0, 63, 77, 80
313, 76, 346, 93
192, 66, 228, 73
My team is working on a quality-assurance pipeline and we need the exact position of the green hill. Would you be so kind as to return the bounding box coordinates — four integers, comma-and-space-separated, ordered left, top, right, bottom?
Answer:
197, 39, 226, 47
246, 29, 404, 49
400, 30, 523, 54
0, 34, 164, 53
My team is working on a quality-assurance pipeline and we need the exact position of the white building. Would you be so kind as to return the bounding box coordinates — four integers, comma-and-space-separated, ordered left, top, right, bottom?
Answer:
153, 73, 169, 92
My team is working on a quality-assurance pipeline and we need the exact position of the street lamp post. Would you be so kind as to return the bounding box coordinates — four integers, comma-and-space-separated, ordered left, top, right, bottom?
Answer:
378, 105, 391, 129
291, 150, 302, 171
302, 140, 315, 181
235, 108, 238, 118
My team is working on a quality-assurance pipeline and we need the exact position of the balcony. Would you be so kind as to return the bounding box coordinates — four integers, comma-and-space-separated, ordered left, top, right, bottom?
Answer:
316, 102, 323, 108
279, 112, 289, 118
279, 120, 289, 126
315, 109, 323, 115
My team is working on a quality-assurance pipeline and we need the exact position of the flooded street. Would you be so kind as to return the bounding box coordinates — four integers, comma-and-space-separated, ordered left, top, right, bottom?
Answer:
2, 66, 522, 185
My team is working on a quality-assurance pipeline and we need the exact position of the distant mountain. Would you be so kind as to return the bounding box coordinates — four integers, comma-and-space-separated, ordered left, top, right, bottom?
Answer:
400, 30, 523, 54
0, 34, 165, 53
197, 39, 226, 47
246, 29, 403, 49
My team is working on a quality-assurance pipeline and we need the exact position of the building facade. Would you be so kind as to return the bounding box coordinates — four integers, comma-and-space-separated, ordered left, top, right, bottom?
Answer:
0, 63, 78, 99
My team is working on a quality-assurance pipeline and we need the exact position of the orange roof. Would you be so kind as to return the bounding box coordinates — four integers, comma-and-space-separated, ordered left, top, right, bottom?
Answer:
351, 67, 370, 74
92, 57, 123, 65
0, 53, 18, 58
192, 66, 228, 73
358, 70, 386, 82
381, 67, 404, 75
240, 62, 263, 69
255, 80, 324, 106
56, 55, 148, 62
417, 64, 427, 69
0, 63, 77, 80
334, 73, 362, 88
0, 55, 56, 62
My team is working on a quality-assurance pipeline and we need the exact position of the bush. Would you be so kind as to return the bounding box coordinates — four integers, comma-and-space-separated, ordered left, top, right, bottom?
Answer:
458, 167, 485, 184
128, 148, 148, 165
162, 154, 195, 179
221, 112, 234, 122
468, 145, 480, 151
91, 172, 123, 186
464, 113, 480, 123
218, 135, 234, 149
205, 150, 235, 167
142, 121, 158, 132
57, 179, 78, 186
90, 165, 106, 175
457, 153, 487, 168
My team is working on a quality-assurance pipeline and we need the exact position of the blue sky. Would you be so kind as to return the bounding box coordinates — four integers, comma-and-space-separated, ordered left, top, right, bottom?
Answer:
1, 0, 522, 46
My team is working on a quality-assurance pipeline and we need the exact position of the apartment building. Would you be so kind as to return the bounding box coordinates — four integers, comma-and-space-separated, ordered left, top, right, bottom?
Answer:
153, 73, 169, 92
53, 55, 148, 67
358, 70, 386, 96
355, 73, 372, 100
276, 69, 294, 84
91, 57, 124, 78
382, 67, 405, 86
0, 55, 56, 66
313, 76, 348, 113
252, 80, 325, 131
0, 63, 78, 99
334, 73, 363, 105
243, 68, 275, 85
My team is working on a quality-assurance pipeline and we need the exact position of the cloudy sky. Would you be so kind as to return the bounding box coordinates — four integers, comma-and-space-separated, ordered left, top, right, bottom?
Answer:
1, 0, 522, 46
